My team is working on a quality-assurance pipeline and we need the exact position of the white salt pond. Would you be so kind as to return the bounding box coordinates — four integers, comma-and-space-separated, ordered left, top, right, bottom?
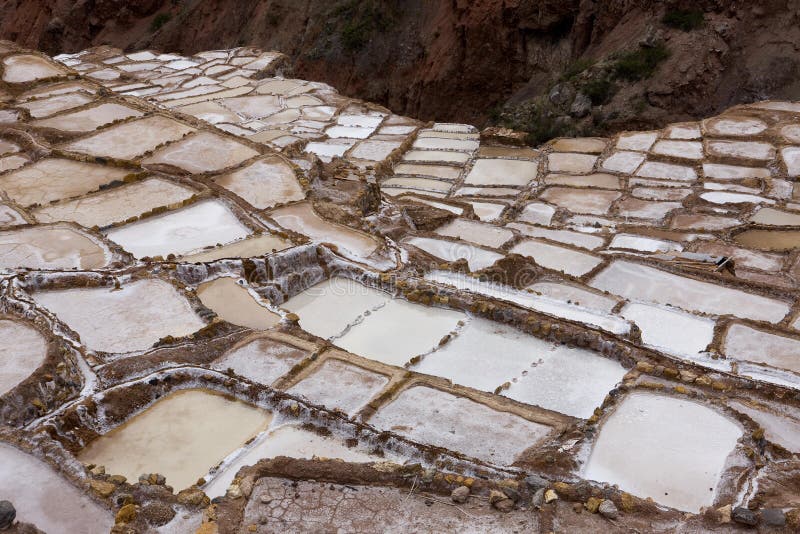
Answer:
33, 102, 143, 132
33, 177, 197, 228
270, 203, 379, 261
197, 277, 280, 330
0, 443, 113, 533
403, 236, 503, 271
179, 233, 291, 262
105, 199, 251, 259
2, 54, 68, 83
434, 218, 513, 248
213, 157, 305, 209
0, 224, 112, 270
32, 278, 205, 354
334, 298, 464, 366
142, 131, 259, 173
282, 278, 390, 339
464, 159, 538, 187
723, 324, 800, 375
590, 260, 790, 323
511, 239, 602, 277
507, 224, 605, 250
369, 385, 550, 465
212, 335, 309, 385
79, 389, 271, 491
0, 320, 46, 395
203, 424, 386, 499
621, 303, 715, 358
583, 392, 742, 513
287, 358, 388, 415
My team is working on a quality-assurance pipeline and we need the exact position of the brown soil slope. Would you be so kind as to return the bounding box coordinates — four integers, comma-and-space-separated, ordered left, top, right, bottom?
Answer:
3, 0, 800, 134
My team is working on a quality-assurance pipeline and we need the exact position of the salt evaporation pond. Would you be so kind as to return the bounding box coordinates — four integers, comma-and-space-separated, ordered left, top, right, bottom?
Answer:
105, 199, 251, 259
369, 385, 550, 465
413, 317, 626, 418
142, 131, 259, 173
212, 335, 309, 385
0, 320, 47, 395
0, 224, 112, 270
0, 444, 113, 534
287, 358, 389, 415
32, 278, 205, 353
179, 233, 291, 262
197, 277, 280, 330
584, 392, 742, 513
79, 389, 271, 491
734, 229, 800, 251
213, 157, 305, 209
2, 54, 68, 83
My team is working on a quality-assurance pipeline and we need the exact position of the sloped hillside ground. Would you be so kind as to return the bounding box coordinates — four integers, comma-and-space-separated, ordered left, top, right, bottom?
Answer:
2, 0, 800, 139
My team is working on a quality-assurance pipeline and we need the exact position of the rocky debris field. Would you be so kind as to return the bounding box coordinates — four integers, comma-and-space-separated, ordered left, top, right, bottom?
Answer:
0, 40, 798, 533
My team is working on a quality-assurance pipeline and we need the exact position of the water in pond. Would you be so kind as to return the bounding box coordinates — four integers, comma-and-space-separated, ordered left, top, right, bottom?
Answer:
79, 389, 271, 491
511, 239, 602, 277
0, 158, 129, 207
287, 358, 389, 415
213, 156, 304, 209
180, 233, 291, 262
33, 102, 143, 132
213, 335, 309, 385
197, 277, 280, 330
32, 278, 205, 353
723, 323, 800, 374
369, 385, 550, 465
583, 392, 741, 513
105, 199, 251, 259
0, 224, 111, 270
403, 236, 502, 271
0, 443, 113, 533
0, 320, 46, 396
435, 218, 513, 248
2, 54, 68, 83
142, 131, 259, 173
734, 229, 800, 251
464, 159, 538, 187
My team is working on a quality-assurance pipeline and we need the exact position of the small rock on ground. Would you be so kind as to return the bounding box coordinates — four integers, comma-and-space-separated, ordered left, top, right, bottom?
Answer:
450, 486, 469, 504
732, 507, 758, 526
0, 500, 15, 529
598, 499, 619, 520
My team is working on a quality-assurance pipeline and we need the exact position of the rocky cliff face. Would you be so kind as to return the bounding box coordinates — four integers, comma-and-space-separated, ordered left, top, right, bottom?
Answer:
3, 0, 800, 137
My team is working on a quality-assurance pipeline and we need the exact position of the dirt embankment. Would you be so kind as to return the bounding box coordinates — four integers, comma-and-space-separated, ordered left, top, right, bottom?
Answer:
3, 0, 800, 136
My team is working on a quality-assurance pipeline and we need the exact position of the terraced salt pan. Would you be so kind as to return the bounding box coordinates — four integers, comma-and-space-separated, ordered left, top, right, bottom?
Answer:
540, 187, 620, 215
32, 177, 196, 228
454, 186, 521, 198
584, 392, 742, 513
616, 132, 658, 151
213, 335, 309, 385
706, 140, 774, 161
0, 203, 26, 226
282, 278, 390, 339
590, 260, 790, 323
724, 324, 800, 375
105, 199, 251, 259
0, 155, 28, 172
349, 140, 402, 161
544, 173, 621, 188
204, 424, 386, 499
734, 229, 800, 251
468, 201, 506, 221
729, 401, 800, 453
781, 147, 800, 176
507, 224, 605, 250
213, 157, 304, 209
369, 385, 550, 465
516, 202, 556, 225
547, 153, 597, 173
197, 277, 280, 330
403, 236, 503, 271
511, 239, 602, 277
750, 207, 800, 226
270, 203, 379, 261
2, 54, 68, 83
287, 359, 389, 415
435, 218, 513, 248
19, 92, 95, 118
614, 198, 681, 220
550, 137, 606, 153
0, 444, 113, 534
0, 158, 129, 207
504, 341, 627, 418
704, 117, 767, 136
464, 159, 538, 187
636, 162, 697, 182
413, 138, 478, 151
334, 298, 464, 366
700, 192, 774, 205
609, 234, 682, 253
0, 320, 46, 395
527, 282, 617, 313
79, 389, 271, 491
33, 102, 143, 132
425, 271, 630, 335
32, 278, 205, 353
393, 164, 461, 180
702, 163, 770, 180
402, 150, 470, 164
0, 224, 112, 270
621, 303, 714, 358
142, 131, 259, 173
601, 151, 645, 173
63, 115, 196, 160
382, 177, 453, 193
179, 233, 291, 262
651, 140, 704, 160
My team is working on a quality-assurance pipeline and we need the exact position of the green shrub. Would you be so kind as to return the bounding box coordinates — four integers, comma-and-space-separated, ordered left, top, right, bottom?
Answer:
150, 13, 171, 32
662, 9, 704, 31
613, 43, 670, 81
560, 58, 595, 82
581, 77, 614, 105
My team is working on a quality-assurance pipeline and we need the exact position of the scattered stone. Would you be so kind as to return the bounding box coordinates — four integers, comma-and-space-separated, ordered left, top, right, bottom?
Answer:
0, 501, 15, 529
524, 474, 548, 492
89, 465, 105, 476
716, 504, 732, 524
489, 489, 514, 512
732, 506, 758, 526
89, 479, 117, 498
598, 499, 619, 520
177, 488, 210, 507
549, 83, 576, 109
108, 475, 127, 485
572, 502, 583, 513
571, 93, 592, 118
531, 488, 545, 509
141, 502, 176, 527
500, 486, 520, 502
115, 504, 136, 525
451, 485, 469, 504
585, 497, 603, 513
544, 489, 558, 504
761, 508, 785, 527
